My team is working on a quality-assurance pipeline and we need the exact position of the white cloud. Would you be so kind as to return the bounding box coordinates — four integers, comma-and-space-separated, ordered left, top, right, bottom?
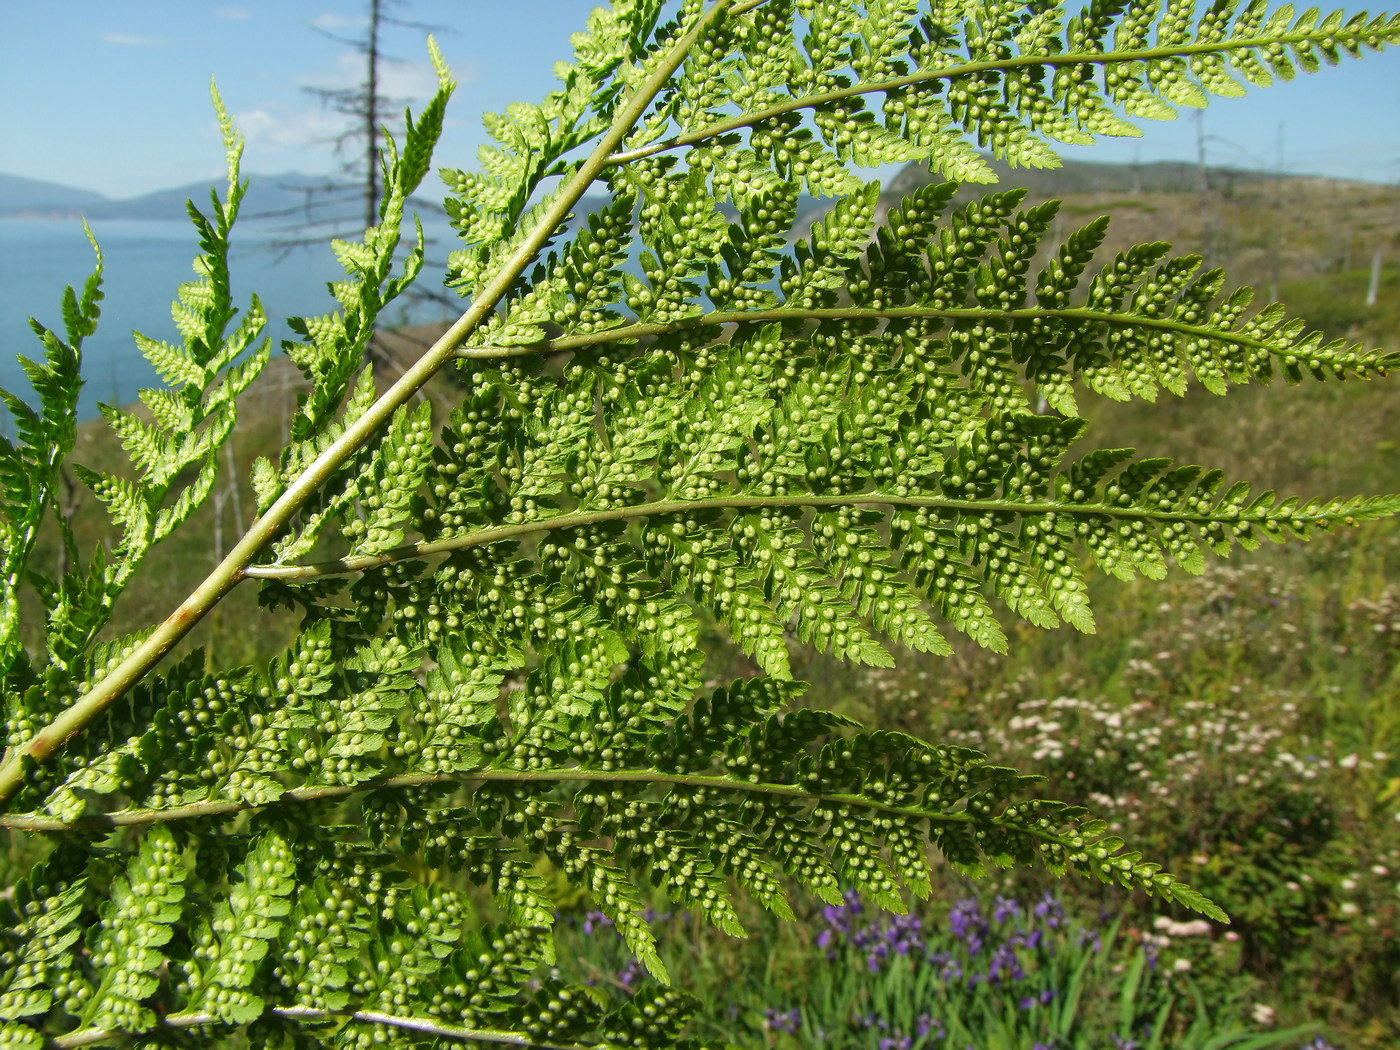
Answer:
234, 48, 461, 164
214, 7, 252, 19
233, 105, 344, 152
311, 12, 369, 31
102, 31, 170, 46
300, 52, 442, 103
383, 61, 442, 101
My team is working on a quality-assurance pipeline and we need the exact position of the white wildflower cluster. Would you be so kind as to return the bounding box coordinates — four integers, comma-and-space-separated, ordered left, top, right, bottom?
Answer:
942, 688, 1333, 828
1348, 586, 1400, 639
1153, 916, 1214, 938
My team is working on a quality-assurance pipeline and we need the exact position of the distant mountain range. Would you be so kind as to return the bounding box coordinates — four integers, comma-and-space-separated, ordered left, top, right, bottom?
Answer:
0, 173, 109, 215
882, 154, 1292, 199
0, 172, 384, 224
0, 155, 1315, 225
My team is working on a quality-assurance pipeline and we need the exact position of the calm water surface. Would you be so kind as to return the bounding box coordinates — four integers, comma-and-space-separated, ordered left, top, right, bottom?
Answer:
0, 216, 456, 421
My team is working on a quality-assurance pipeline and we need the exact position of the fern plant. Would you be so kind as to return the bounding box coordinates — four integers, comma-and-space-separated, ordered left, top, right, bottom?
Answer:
2, 2, 1398, 1047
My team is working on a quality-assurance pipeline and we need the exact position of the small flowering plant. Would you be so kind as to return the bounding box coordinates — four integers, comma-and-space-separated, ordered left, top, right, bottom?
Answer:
762, 890, 1319, 1050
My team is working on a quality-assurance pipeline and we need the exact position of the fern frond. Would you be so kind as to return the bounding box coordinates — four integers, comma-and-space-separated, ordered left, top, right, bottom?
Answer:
256, 66, 453, 531
609, 1, 1400, 182
249, 414, 1392, 647
0, 859, 87, 1026
460, 185, 1391, 418
0, 230, 98, 700
2, 683, 1226, 925
1, 89, 274, 753
174, 828, 296, 1025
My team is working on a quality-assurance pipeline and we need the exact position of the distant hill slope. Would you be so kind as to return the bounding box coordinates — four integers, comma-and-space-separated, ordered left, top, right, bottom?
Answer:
0, 174, 109, 216
4, 157, 1295, 224
883, 155, 1283, 199
0, 173, 380, 225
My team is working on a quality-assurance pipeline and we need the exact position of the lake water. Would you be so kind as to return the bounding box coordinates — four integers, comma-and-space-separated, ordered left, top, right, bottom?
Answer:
0, 216, 461, 422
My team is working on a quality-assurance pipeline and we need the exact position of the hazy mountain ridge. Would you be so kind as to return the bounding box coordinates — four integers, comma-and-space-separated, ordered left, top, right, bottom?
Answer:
883, 155, 1297, 198
0, 172, 377, 224
3, 156, 1312, 223
0, 174, 109, 216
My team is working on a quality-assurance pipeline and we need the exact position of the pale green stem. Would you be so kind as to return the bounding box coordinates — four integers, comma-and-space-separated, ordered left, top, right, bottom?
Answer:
50, 1006, 592, 1050
0, 764, 991, 836
453, 303, 1363, 368
240, 489, 1325, 583
0, 0, 737, 806
605, 30, 1374, 166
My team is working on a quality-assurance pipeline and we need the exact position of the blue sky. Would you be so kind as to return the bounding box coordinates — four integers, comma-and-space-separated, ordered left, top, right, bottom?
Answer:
1, 1, 1398, 200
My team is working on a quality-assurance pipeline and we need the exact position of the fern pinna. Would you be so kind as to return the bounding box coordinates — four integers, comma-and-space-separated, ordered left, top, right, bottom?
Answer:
2, 3, 1397, 1047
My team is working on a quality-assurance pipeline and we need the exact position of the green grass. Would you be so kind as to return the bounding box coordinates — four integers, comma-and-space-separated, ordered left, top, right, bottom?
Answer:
1277, 264, 1400, 347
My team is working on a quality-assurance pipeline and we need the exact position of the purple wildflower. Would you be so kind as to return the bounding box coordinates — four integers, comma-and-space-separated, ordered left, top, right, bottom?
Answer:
867, 943, 887, 972
581, 910, 613, 935
948, 898, 983, 939
616, 958, 641, 990
884, 912, 925, 958
1142, 937, 1159, 971
1034, 891, 1065, 928
1014, 928, 1043, 951
917, 1014, 944, 1040
992, 895, 1020, 925
763, 1007, 801, 1034
987, 943, 1025, 984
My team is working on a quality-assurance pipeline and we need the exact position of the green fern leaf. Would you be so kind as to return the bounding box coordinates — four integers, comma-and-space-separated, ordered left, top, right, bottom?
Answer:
81, 827, 187, 1033
177, 829, 296, 1025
